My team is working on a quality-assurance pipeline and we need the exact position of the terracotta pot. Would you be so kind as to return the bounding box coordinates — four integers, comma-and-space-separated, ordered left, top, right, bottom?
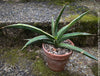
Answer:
42, 39, 74, 72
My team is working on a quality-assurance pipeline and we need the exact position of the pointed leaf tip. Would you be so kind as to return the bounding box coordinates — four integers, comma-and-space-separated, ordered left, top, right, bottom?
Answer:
54, 4, 67, 36
58, 43, 98, 61
21, 46, 26, 51
24, 39, 31, 41
57, 11, 90, 40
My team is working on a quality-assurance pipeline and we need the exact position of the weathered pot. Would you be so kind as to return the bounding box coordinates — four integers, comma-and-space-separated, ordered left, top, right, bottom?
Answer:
42, 39, 74, 72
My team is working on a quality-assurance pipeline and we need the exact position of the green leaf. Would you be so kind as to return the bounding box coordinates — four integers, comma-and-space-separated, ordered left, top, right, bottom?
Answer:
54, 4, 66, 36
21, 35, 49, 50
43, 40, 54, 45
51, 17, 55, 36
24, 39, 31, 41
24, 38, 54, 45
3, 23, 54, 39
59, 32, 91, 43
57, 11, 89, 40
58, 43, 98, 61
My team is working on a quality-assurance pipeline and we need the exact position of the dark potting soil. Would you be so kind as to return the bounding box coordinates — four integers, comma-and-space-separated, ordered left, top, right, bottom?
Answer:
44, 40, 72, 55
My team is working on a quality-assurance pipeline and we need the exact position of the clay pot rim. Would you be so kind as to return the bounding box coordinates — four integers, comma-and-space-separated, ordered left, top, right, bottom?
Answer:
42, 39, 74, 57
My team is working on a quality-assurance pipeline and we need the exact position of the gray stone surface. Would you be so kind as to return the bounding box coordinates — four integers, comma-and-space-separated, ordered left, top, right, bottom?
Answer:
1, 0, 21, 2
66, 47, 98, 76
0, 2, 89, 24
0, 2, 62, 23
0, 46, 98, 76
0, 58, 36, 76
0, 2, 98, 46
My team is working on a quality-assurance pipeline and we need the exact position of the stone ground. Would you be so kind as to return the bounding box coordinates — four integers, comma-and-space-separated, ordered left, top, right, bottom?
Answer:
0, 1, 99, 76
0, 2, 61, 23
0, 46, 98, 76
0, 1, 90, 24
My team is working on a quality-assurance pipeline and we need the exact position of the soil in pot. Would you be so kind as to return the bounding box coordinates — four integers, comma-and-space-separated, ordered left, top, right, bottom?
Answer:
44, 40, 72, 55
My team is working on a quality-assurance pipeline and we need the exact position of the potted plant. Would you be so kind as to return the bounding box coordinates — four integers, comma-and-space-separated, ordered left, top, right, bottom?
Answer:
2, 4, 97, 72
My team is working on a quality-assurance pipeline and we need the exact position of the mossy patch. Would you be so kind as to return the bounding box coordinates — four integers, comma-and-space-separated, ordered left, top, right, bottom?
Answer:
20, 0, 75, 5
0, 46, 98, 75
90, 63, 98, 76
6, 0, 76, 5
0, 47, 39, 65
0, 48, 19, 65
33, 57, 72, 76
33, 57, 82, 76
65, 14, 98, 23
63, 14, 98, 46
34, 58, 69, 76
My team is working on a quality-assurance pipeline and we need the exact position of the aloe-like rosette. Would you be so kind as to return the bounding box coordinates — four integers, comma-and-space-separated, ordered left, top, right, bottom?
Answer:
3, 4, 97, 61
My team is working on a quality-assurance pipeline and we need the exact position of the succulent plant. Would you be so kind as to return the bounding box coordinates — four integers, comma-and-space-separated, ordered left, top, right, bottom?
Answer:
2, 5, 97, 60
